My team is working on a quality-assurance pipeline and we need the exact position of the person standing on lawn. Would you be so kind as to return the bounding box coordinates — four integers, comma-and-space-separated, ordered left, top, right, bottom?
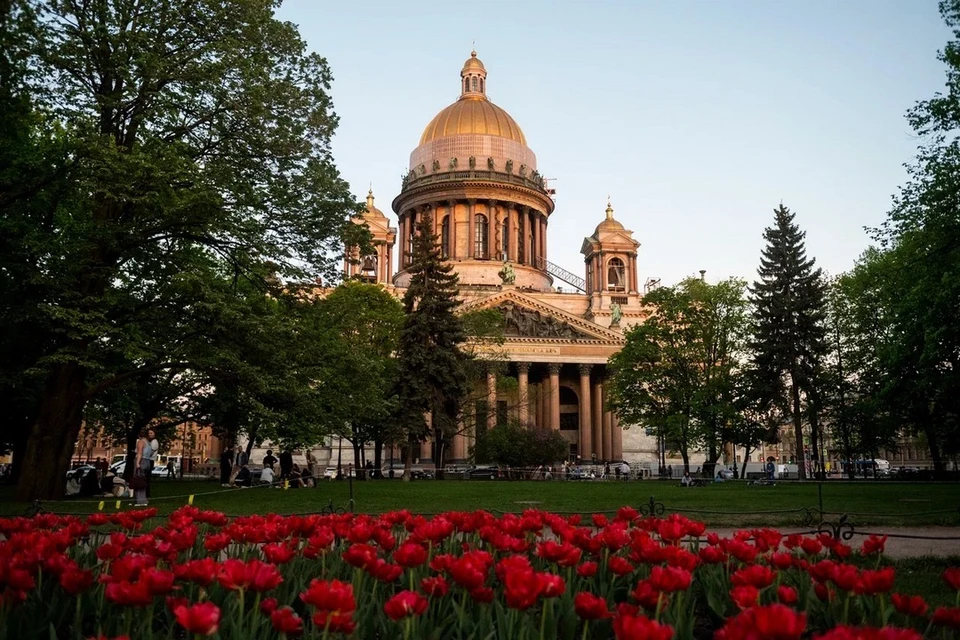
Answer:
263, 449, 278, 470
219, 448, 234, 486
133, 427, 155, 506
279, 449, 294, 480
143, 428, 158, 497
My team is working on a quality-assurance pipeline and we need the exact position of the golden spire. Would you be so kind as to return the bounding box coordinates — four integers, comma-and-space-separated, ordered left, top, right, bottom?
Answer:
606, 198, 614, 220
366, 187, 375, 208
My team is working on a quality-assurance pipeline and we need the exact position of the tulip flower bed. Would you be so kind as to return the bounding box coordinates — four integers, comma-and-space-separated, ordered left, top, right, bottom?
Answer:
1, 507, 959, 640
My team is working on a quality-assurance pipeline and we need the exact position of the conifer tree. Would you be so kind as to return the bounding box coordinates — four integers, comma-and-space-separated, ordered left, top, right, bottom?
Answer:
393, 213, 471, 478
749, 205, 828, 480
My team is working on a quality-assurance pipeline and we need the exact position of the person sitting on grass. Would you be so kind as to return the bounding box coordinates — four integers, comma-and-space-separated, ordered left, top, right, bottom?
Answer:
233, 464, 252, 488
260, 464, 275, 485
681, 471, 692, 487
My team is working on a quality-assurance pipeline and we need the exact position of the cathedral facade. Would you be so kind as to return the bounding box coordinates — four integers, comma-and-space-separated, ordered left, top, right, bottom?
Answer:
343, 52, 664, 468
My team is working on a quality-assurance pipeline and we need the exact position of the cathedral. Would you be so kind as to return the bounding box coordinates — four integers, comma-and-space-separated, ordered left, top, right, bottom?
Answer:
341, 51, 662, 469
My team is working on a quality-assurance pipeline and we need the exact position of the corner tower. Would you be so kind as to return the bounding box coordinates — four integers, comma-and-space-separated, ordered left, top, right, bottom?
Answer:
392, 52, 556, 290
344, 189, 397, 285
581, 200, 641, 323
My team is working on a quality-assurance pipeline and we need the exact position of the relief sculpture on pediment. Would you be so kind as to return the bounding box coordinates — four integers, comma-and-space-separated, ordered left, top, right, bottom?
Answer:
498, 302, 583, 339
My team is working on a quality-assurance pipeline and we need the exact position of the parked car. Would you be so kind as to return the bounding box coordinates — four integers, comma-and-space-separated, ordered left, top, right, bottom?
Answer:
466, 466, 499, 480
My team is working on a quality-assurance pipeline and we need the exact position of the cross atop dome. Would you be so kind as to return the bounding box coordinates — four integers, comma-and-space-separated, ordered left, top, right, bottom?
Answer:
461, 50, 487, 98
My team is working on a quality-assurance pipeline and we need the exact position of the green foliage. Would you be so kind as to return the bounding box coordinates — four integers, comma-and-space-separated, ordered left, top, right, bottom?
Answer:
4, 0, 360, 499
472, 422, 569, 468
607, 277, 749, 470
393, 213, 472, 466
749, 205, 828, 479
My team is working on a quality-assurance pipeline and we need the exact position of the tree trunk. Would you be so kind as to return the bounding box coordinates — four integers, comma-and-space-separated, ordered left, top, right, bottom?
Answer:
925, 424, 945, 476
791, 374, 807, 480
402, 437, 414, 482
15, 363, 86, 501
809, 403, 821, 480
373, 438, 383, 479
434, 435, 445, 481
740, 444, 752, 479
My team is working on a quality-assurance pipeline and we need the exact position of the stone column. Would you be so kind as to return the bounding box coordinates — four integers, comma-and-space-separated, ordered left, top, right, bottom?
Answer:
591, 379, 603, 461
530, 210, 538, 267
602, 405, 613, 462
397, 216, 405, 269
541, 214, 547, 264
448, 199, 457, 258
548, 363, 561, 430
611, 412, 622, 461
517, 363, 530, 426
486, 368, 497, 430
386, 244, 393, 282
507, 207, 518, 262
467, 200, 476, 258
521, 207, 531, 265
578, 364, 593, 460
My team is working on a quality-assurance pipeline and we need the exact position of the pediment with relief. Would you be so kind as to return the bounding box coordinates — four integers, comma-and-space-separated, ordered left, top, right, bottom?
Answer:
460, 290, 624, 342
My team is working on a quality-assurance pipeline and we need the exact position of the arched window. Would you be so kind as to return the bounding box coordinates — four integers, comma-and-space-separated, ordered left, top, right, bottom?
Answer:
586, 260, 594, 293
471, 77, 478, 92
474, 213, 488, 259
441, 215, 450, 259
361, 254, 377, 280
464, 78, 468, 93
607, 257, 626, 291
480, 78, 484, 93
501, 218, 509, 259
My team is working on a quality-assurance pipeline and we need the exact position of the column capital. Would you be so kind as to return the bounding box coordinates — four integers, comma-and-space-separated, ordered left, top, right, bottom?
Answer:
578, 363, 593, 377
547, 363, 562, 375
516, 362, 530, 374
467, 198, 477, 206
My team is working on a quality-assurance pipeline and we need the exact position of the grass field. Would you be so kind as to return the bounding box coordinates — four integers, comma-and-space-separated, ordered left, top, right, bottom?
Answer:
2, 478, 959, 527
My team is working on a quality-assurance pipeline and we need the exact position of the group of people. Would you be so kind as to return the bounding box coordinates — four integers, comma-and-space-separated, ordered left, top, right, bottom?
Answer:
220, 447, 314, 488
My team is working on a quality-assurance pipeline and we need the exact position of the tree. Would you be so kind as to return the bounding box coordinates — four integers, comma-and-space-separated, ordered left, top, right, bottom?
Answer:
393, 213, 472, 479
608, 278, 748, 473
314, 280, 404, 477
5, 0, 358, 499
749, 205, 828, 480
861, 0, 960, 474
471, 422, 568, 470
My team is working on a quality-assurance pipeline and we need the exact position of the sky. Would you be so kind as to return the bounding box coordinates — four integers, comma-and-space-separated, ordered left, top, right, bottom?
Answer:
277, 0, 952, 288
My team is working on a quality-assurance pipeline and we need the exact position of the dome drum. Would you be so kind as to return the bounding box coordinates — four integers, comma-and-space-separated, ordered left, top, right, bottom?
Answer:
410, 133, 536, 175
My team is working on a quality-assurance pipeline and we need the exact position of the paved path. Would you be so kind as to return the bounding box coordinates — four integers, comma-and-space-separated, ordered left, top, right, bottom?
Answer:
710, 527, 960, 559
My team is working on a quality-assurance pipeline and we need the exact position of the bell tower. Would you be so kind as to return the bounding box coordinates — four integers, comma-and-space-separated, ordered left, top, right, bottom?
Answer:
344, 189, 397, 285
580, 200, 641, 325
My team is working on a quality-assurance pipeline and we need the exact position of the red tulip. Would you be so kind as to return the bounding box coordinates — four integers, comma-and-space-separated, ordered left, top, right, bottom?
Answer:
943, 567, 960, 591
421, 575, 449, 597
260, 596, 278, 615
300, 579, 356, 613
777, 585, 798, 605
470, 586, 495, 603
608, 556, 635, 576
812, 625, 922, 640
393, 542, 428, 568
855, 567, 895, 595
730, 585, 760, 610
574, 592, 611, 620
932, 606, 960, 629
173, 602, 220, 636
612, 612, 674, 640
217, 558, 283, 592
891, 593, 928, 618
648, 565, 692, 593
384, 590, 428, 620
860, 535, 887, 556
311, 611, 356, 635
717, 604, 806, 640
270, 606, 304, 635
173, 558, 218, 587
342, 543, 378, 570
59, 567, 93, 595
537, 572, 565, 598
731, 564, 776, 589
104, 580, 153, 607
262, 542, 297, 565
576, 561, 598, 577
699, 546, 727, 565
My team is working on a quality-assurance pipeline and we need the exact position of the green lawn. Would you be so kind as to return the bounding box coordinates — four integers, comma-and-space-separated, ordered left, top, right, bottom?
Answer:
2, 478, 958, 527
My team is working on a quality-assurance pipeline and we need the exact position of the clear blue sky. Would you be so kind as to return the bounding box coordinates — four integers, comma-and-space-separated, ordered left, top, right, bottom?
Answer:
277, 0, 951, 287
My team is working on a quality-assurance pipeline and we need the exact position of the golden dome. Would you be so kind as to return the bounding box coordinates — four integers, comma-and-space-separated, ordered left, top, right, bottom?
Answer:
363, 188, 387, 219
462, 50, 485, 72
419, 50, 527, 146
420, 98, 526, 145
593, 201, 624, 236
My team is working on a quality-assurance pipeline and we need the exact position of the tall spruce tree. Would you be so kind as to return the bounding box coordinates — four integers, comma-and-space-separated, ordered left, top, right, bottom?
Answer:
393, 213, 471, 479
749, 205, 828, 480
